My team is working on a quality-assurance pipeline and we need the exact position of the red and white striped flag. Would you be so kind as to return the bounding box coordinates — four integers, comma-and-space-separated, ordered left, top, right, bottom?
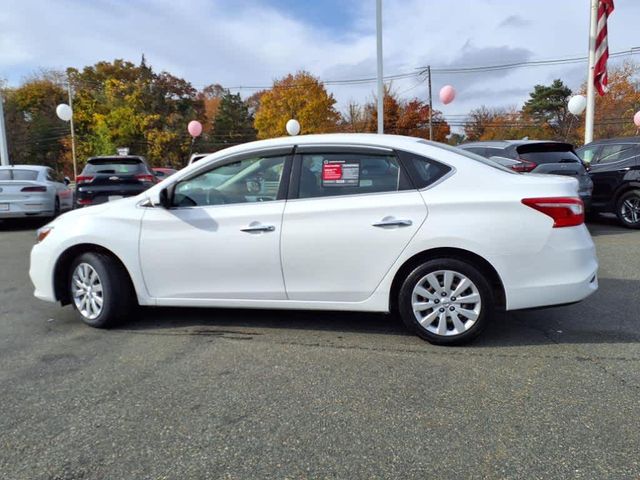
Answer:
594, 0, 615, 95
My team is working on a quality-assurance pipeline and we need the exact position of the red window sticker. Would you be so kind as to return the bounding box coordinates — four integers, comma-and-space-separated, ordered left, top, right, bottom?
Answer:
322, 163, 343, 181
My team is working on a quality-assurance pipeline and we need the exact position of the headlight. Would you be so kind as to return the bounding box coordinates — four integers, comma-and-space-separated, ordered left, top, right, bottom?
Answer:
36, 226, 54, 243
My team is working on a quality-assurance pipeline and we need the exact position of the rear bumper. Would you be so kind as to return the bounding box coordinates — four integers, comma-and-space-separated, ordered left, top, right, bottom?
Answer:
493, 225, 598, 311
0, 196, 54, 218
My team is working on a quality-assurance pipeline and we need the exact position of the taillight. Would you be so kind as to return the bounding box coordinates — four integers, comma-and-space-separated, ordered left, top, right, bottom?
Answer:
77, 198, 92, 205
522, 197, 584, 228
511, 159, 537, 173
135, 174, 155, 183
21, 186, 47, 192
76, 175, 95, 183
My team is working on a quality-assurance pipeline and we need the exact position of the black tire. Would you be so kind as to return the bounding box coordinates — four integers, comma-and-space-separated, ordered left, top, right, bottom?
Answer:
615, 190, 640, 229
68, 252, 135, 328
53, 197, 60, 218
398, 258, 494, 346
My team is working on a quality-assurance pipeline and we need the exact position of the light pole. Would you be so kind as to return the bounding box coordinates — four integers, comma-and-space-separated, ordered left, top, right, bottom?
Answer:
376, 0, 384, 134
0, 90, 9, 166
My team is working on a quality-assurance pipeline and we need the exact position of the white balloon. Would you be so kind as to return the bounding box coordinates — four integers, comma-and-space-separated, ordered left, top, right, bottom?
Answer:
286, 119, 300, 136
568, 95, 587, 115
56, 103, 73, 122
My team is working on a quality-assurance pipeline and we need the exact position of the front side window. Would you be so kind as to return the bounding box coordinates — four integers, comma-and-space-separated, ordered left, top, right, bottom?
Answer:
173, 155, 286, 207
298, 153, 405, 199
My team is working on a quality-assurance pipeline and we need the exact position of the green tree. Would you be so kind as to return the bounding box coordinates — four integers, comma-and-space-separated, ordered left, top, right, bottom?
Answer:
254, 71, 340, 138
211, 91, 256, 146
522, 79, 572, 138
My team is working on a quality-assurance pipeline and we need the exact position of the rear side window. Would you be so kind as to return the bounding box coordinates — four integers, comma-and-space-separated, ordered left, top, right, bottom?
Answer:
0, 169, 39, 181
298, 153, 409, 199
596, 144, 636, 164
83, 159, 145, 174
516, 144, 580, 164
396, 151, 451, 189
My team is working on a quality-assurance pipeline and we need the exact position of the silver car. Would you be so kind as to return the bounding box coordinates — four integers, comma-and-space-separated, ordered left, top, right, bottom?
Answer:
0, 165, 73, 219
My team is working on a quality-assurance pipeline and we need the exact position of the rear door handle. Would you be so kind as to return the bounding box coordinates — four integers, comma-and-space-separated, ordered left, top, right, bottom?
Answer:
241, 224, 275, 233
372, 219, 413, 228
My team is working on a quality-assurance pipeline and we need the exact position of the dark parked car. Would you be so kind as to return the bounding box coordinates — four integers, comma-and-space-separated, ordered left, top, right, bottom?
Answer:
459, 140, 593, 208
76, 156, 156, 207
576, 137, 640, 228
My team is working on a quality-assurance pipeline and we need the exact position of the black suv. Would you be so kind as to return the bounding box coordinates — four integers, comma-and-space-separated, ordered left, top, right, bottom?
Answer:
576, 137, 640, 228
76, 156, 156, 207
459, 140, 593, 208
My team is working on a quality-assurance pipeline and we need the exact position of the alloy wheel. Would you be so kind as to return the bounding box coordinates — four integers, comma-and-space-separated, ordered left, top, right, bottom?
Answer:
411, 270, 482, 336
72, 263, 104, 320
620, 196, 640, 225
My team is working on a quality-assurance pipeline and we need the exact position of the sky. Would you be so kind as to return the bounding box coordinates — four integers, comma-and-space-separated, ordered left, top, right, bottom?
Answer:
1, 0, 639, 125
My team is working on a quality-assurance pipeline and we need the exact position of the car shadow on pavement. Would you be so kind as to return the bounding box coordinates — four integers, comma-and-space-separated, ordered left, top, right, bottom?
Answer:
0, 218, 50, 232
118, 277, 639, 348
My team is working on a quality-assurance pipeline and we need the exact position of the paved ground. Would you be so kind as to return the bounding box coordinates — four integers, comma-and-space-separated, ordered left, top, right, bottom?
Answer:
1, 216, 639, 480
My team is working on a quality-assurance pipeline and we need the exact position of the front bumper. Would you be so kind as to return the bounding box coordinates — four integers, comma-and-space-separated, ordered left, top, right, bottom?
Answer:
29, 240, 58, 303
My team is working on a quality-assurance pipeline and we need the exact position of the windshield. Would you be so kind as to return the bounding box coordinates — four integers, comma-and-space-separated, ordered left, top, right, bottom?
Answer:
0, 169, 39, 181
83, 159, 145, 174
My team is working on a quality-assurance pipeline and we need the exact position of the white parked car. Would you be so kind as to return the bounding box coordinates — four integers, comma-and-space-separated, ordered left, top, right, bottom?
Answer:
0, 165, 73, 219
29, 134, 598, 345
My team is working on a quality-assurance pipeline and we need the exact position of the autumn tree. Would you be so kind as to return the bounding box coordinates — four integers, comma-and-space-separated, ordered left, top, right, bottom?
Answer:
574, 61, 640, 143
2, 73, 68, 170
464, 106, 531, 141
254, 71, 340, 138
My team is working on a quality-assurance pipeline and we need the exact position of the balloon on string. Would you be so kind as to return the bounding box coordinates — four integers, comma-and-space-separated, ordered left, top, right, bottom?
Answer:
187, 120, 203, 138
439, 85, 456, 105
56, 104, 73, 122
286, 119, 301, 136
568, 95, 587, 115
634, 111, 640, 128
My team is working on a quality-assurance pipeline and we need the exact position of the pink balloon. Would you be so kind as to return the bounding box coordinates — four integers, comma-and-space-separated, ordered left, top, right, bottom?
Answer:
188, 120, 203, 138
634, 111, 640, 128
439, 85, 456, 105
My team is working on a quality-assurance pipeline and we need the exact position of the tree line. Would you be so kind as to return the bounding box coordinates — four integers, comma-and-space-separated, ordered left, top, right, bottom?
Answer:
1, 58, 638, 175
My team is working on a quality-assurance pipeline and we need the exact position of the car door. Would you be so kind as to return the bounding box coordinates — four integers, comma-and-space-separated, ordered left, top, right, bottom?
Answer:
280, 146, 428, 302
588, 143, 638, 207
48, 168, 73, 210
139, 148, 293, 301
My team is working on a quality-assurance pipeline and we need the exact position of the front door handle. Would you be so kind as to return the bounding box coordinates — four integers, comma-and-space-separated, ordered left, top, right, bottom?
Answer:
372, 218, 413, 228
241, 224, 275, 233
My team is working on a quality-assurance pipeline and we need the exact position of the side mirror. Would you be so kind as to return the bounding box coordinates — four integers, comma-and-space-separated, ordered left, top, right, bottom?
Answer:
158, 188, 172, 209
64, 176, 71, 186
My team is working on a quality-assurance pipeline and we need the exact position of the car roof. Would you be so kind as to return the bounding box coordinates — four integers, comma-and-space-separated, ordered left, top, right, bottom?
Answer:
0, 164, 47, 171
87, 155, 146, 162
581, 136, 640, 147
461, 140, 571, 148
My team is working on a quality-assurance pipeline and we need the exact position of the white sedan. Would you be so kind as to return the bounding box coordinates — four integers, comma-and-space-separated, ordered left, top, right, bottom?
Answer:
0, 165, 73, 219
29, 134, 598, 345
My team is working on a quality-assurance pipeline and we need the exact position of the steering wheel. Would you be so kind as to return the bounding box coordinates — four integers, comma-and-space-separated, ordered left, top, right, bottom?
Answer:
205, 188, 228, 205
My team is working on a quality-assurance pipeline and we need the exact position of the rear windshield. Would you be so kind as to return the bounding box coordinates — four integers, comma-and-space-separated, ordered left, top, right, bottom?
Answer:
516, 144, 581, 164
417, 141, 516, 174
0, 169, 39, 181
83, 159, 145, 174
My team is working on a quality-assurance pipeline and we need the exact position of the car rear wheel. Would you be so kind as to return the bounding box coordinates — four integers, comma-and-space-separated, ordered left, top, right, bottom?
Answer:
69, 252, 134, 328
398, 259, 493, 345
53, 197, 60, 217
616, 190, 640, 229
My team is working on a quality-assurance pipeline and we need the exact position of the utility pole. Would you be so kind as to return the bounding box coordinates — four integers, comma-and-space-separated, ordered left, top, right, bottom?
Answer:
584, 0, 598, 144
0, 90, 9, 166
427, 66, 433, 141
67, 75, 78, 180
376, 0, 384, 134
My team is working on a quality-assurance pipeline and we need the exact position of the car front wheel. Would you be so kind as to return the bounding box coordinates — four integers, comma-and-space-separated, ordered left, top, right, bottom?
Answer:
69, 252, 134, 328
398, 259, 493, 345
616, 190, 640, 229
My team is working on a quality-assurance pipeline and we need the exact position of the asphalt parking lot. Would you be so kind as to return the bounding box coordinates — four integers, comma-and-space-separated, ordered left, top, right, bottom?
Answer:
1, 217, 639, 480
